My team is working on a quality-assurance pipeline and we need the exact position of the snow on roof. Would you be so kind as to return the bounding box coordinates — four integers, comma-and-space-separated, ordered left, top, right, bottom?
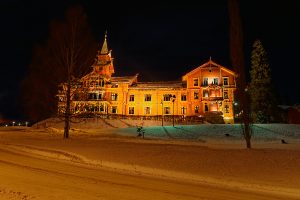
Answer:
130, 81, 184, 89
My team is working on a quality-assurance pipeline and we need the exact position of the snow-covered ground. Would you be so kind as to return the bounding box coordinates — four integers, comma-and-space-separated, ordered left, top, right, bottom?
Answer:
0, 122, 300, 199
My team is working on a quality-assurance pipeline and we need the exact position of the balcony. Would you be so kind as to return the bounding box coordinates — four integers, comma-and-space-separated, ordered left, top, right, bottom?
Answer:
202, 96, 223, 101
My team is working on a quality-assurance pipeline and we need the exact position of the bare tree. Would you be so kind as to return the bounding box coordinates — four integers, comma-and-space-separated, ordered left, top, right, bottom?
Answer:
228, 0, 252, 148
22, 5, 97, 138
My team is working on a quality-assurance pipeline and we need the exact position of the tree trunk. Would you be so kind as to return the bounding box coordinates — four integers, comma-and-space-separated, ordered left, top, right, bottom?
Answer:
64, 81, 71, 139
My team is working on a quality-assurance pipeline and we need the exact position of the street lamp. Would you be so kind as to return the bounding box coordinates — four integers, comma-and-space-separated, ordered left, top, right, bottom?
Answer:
170, 95, 176, 127
12, 121, 15, 126
161, 100, 164, 126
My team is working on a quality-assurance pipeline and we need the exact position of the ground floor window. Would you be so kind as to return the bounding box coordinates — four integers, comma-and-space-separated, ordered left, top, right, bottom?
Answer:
129, 107, 134, 114
195, 105, 199, 113
144, 107, 151, 115
111, 106, 117, 114
181, 107, 187, 114
224, 105, 229, 113
164, 107, 170, 114
204, 103, 208, 112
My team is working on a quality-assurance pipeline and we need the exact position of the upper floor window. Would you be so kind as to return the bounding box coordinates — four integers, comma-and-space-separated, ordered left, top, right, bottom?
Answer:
129, 95, 134, 102
145, 94, 151, 101
99, 79, 105, 87
193, 78, 199, 86
213, 78, 219, 85
181, 94, 187, 101
164, 94, 171, 101
203, 77, 208, 86
194, 92, 199, 100
111, 93, 118, 101
223, 77, 229, 86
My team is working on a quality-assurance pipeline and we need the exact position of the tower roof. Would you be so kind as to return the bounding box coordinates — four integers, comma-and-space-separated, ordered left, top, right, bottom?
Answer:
100, 31, 108, 54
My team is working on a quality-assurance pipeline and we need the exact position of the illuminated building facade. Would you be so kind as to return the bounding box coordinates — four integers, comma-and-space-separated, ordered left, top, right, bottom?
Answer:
57, 34, 236, 124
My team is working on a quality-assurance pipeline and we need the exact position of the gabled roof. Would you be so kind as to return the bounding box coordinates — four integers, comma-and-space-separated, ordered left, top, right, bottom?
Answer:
182, 59, 235, 81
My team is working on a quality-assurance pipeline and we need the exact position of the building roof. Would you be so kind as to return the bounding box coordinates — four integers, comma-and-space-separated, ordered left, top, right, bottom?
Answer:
130, 81, 184, 89
182, 58, 235, 81
110, 74, 138, 84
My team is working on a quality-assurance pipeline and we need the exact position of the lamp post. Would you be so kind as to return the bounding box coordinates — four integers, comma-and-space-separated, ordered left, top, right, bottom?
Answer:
170, 95, 176, 127
161, 100, 164, 126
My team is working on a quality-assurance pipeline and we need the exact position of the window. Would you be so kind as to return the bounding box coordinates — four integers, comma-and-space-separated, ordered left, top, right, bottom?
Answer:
213, 78, 219, 85
223, 77, 229, 86
164, 107, 171, 114
111, 93, 118, 101
203, 77, 208, 86
164, 94, 171, 101
203, 90, 209, 97
224, 90, 228, 99
193, 78, 199, 86
145, 94, 151, 101
88, 93, 97, 100
194, 92, 199, 100
100, 105, 104, 112
224, 105, 229, 113
129, 107, 134, 114
145, 107, 151, 115
204, 103, 209, 112
181, 107, 187, 115
111, 106, 117, 114
181, 94, 187, 101
195, 106, 199, 113
129, 95, 134, 102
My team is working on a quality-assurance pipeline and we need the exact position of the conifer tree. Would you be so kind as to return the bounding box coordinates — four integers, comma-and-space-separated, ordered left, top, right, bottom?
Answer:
249, 40, 275, 123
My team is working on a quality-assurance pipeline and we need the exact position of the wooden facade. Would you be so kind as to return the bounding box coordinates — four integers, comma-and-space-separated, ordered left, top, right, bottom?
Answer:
57, 35, 237, 123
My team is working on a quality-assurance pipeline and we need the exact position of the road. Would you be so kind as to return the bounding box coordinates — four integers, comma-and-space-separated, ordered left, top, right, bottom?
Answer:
0, 146, 295, 200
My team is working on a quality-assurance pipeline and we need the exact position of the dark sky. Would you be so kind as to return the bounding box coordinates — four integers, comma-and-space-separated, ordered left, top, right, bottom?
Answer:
1, 0, 300, 120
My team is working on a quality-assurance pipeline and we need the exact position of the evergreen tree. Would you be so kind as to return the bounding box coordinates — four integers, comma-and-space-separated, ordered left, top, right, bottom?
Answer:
249, 40, 275, 123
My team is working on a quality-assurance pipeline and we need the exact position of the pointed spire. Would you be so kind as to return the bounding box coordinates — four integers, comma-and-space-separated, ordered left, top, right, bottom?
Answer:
100, 31, 108, 54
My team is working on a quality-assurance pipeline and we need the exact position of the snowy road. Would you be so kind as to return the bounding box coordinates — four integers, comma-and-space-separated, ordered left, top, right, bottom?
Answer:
0, 145, 297, 200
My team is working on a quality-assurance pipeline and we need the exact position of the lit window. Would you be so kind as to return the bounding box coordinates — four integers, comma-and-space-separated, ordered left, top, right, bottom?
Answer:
203, 77, 208, 86
203, 90, 209, 97
129, 107, 134, 114
111, 93, 118, 101
181, 94, 187, 101
145, 107, 151, 115
193, 78, 199, 86
213, 78, 218, 85
223, 77, 229, 86
111, 106, 117, 114
194, 92, 199, 100
129, 95, 134, 101
164, 107, 171, 114
164, 94, 171, 101
145, 94, 151, 101
195, 106, 199, 113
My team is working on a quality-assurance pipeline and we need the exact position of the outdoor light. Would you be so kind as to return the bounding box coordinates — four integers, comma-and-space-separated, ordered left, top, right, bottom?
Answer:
234, 102, 238, 106
25, 121, 28, 127
12, 121, 15, 126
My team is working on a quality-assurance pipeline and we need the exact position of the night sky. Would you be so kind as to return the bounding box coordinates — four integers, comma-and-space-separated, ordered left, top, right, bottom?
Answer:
1, 0, 300, 120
